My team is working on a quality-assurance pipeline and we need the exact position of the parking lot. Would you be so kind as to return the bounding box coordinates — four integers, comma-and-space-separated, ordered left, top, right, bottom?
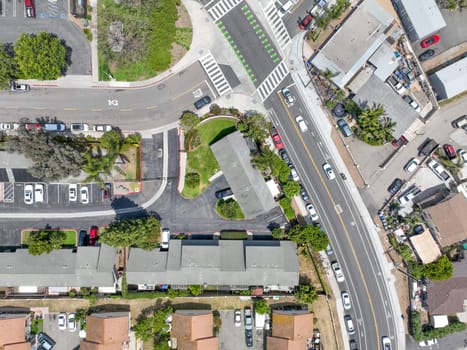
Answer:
219, 310, 264, 350
42, 312, 81, 350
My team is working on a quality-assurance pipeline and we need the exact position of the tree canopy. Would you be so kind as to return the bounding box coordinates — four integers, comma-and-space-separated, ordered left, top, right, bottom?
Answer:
99, 216, 161, 250
255, 299, 270, 315
180, 111, 201, 131
288, 224, 329, 251
14, 32, 67, 80
0, 44, 17, 90
238, 112, 270, 142
27, 230, 66, 255
423, 256, 453, 281
133, 305, 172, 345
282, 181, 301, 198
294, 284, 318, 304
355, 104, 395, 145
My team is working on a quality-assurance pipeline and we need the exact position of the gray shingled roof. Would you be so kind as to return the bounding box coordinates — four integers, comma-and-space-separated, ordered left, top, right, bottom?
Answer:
126, 240, 299, 288
0, 245, 117, 288
210, 131, 277, 218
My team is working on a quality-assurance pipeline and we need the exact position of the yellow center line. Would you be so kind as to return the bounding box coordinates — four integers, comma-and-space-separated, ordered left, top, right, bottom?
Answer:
172, 81, 205, 100
146, 105, 158, 110
278, 93, 381, 349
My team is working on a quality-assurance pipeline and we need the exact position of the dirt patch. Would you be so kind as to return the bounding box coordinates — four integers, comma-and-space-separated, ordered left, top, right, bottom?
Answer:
310, 294, 343, 350
170, 43, 188, 67
298, 249, 324, 290
176, 3, 191, 28
0, 299, 89, 313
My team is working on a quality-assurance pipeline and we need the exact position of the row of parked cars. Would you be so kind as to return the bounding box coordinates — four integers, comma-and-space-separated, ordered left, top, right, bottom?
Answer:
0, 122, 113, 133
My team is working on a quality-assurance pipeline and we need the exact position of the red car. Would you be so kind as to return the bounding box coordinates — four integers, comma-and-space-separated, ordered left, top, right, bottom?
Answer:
299, 15, 313, 30
270, 127, 284, 149
89, 226, 99, 246
391, 135, 408, 148
421, 34, 440, 48
25, 123, 41, 130
443, 143, 456, 160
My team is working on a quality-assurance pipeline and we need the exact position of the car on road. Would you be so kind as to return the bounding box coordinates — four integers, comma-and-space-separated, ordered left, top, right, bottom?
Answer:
102, 183, 112, 200
387, 75, 404, 94
306, 203, 319, 221
10, 81, 30, 92
93, 124, 112, 132
419, 339, 438, 347
68, 313, 77, 332
452, 115, 467, 130
443, 143, 456, 159
69, 184, 77, 202
234, 309, 242, 327
289, 165, 299, 181
245, 329, 253, 347
404, 158, 420, 173
344, 315, 355, 335
34, 184, 44, 203
281, 87, 295, 105
295, 115, 308, 132
342, 291, 351, 310
331, 261, 345, 282
337, 118, 352, 137
89, 226, 98, 246
161, 228, 170, 250
279, 149, 291, 165
269, 127, 284, 149
215, 187, 234, 200
194, 96, 211, 110
322, 163, 336, 180
80, 186, 89, 204
244, 307, 253, 330
421, 34, 440, 48
25, 0, 35, 17
418, 49, 435, 61
382, 336, 392, 350
299, 184, 309, 201
58, 313, 67, 330
71, 123, 89, 133
24, 184, 34, 205
403, 95, 421, 112
458, 149, 467, 163
349, 339, 358, 350
298, 15, 314, 30
387, 178, 403, 195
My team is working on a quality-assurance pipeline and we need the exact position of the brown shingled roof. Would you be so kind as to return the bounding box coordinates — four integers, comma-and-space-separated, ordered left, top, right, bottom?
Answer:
80, 312, 129, 350
0, 315, 27, 347
267, 311, 313, 350
171, 310, 218, 350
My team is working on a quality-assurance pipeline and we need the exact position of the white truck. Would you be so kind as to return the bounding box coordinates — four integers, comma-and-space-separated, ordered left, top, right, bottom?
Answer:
427, 159, 450, 181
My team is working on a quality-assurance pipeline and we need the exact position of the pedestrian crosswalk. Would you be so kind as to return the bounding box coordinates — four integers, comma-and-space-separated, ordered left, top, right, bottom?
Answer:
48, 0, 59, 17
256, 60, 289, 102
208, 0, 243, 22
199, 51, 233, 97
261, 2, 291, 49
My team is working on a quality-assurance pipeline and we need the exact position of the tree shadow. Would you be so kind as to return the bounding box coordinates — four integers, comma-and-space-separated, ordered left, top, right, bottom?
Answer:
60, 39, 73, 75
172, 302, 212, 311
137, 299, 173, 322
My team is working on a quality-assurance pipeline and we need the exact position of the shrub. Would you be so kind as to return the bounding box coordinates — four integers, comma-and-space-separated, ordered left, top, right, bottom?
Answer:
279, 198, 295, 220
188, 284, 202, 296
185, 172, 200, 188
217, 199, 245, 220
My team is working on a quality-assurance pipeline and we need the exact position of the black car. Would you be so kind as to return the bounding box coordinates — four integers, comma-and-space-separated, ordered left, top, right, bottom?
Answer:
349, 339, 358, 350
194, 96, 211, 109
245, 329, 253, 347
38, 332, 56, 350
388, 178, 403, 195
418, 49, 435, 61
215, 188, 233, 200
78, 230, 87, 246
299, 184, 309, 201
279, 149, 291, 165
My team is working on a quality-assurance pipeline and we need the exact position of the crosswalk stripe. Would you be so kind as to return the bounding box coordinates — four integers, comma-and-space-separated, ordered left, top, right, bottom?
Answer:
199, 51, 233, 97
255, 60, 289, 102
207, 0, 243, 22
260, 2, 291, 49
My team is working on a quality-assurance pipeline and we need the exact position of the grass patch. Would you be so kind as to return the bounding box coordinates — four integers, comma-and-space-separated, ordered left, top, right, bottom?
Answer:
220, 231, 248, 240
31, 319, 43, 334
216, 199, 245, 220
182, 118, 237, 198
22, 230, 77, 246
83, 28, 92, 41
175, 27, 192, 50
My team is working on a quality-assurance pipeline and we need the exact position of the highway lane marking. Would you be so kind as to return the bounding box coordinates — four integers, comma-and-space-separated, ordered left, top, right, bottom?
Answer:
119, 108, 133, 112
146, 105, 158, 110
172, 81, 205, 100
33, 107, 47, 110
278, 96, 382, 349
91, 108, 103, 111
64, 108, 78, 111
4, 106, 18, 109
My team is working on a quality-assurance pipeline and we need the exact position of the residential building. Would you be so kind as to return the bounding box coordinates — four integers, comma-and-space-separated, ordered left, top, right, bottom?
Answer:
80, 312, 130, 350
210, 130, 278, 218
429, 56, 467, 100
267, 310, 314, 349
409, 229, 441, 264
424, 193, 467, 247
126, 240, 299, 292
171, 310, 218, 350
0, 313, 30, 349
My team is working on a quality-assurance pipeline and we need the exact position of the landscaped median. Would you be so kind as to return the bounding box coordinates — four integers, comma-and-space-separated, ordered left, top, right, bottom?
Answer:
21, 229, 77, 255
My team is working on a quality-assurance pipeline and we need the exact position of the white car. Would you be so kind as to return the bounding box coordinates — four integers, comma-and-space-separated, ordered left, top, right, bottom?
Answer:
93, 124, 112, 132
69, 184, 77, 202
341, 291, 351, 310
24, 184, 34, 205
80, 186, 89, 204
306, 203, 319, 221
58, 313, 67, 330
458, 149, 467, 164
295, 115, 308, 132
419, 339, 438, 347
331, 262, 345, 283
382, 336, 392, 350
161, 228, 170, 250
68, 313, 77, 332
34, 184, 44, 203
289, 165, 300, 181
281, 87, 295, 105
322, 163, 336, 180
234, 309, 241, 327
325, 244, 333, 256
404, 158, 420, 173
70, 123, 89, 133
0, 123, 19, 130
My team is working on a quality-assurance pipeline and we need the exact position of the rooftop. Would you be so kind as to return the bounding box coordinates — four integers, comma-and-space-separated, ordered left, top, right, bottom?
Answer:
171, 310, 218, 350
0, 314, 29, 348
409, 229, 441, 264
429, 56, 467, 100
267, 311, 314, 350
81, 312, 130, 350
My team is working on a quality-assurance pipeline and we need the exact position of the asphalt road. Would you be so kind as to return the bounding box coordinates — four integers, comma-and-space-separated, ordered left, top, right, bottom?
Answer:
265, 77, 397, 350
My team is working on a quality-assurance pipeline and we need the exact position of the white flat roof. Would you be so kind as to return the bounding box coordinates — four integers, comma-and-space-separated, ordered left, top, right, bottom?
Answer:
430, 56, 467, 99
397, 0, 446, 40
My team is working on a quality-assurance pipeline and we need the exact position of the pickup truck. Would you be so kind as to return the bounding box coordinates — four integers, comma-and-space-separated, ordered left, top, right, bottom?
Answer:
427, 159, 450, 181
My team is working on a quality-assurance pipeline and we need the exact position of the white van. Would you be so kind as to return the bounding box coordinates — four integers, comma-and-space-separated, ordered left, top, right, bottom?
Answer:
278, 0, 295, 17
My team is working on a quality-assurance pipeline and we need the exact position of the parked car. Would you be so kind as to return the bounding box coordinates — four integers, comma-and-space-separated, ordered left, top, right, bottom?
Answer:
387, 75, 404, 94
322, 163, 335, 180
281, 87, 295, 105
34, 184, 44, 203
306, 203, 319, 221
215, 187, 234, 200
382, 336, 392, 350
69, 184, 77, 202
404, 158, 420, 173
161, 228, 170, 250
443, 143, 456, 160
71, 123, 89, 133
399, 186, 421, 206
331, 261, 345, 282
58, 313, 67, 330
24, 0, 35, 17
245, 329, 253, 347
298, 14, 314, 30
421, 34, 440, 48
325, 244, 333, 256
451, 115, 467, 129
337, 118, 352, 137
419, 138, 439, 156
10, 81, 30, 92
89, 226, 98, 246
400, 67, 415, 82
427, 159, 450, 181
299, 184, 309, 201
234, 309, 242, 327
342, 291, 351, 310
25, 123, 41, 130
270, 127, 284, 149
44, 123, 66, 132
295, 115, 308, 132
102, 183, 112, 200
387, 178, 403, 195
24, 184, 34, 205
289, 165, 299, 181
402, 95, 421, 112
38, 332, 56, 350
244, 307, 253, 330
458, 149, 467, 163
419, 339, 438, 347
349, 339, 358, 350
391, 135, 408, 148
80, 186, 89, 204
279, 149, 291, 165
68, 313, 77, 332
418, 49, 435, 61
78, 230, 87, 246
344, 315, 356, 335
194, 96, 211, 109
0, 123, 19, 130
93, 124, 112, 132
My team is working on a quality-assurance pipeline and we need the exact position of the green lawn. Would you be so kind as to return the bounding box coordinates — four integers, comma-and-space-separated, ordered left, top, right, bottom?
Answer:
182, 118, 237, 198
22, 230, 77, 246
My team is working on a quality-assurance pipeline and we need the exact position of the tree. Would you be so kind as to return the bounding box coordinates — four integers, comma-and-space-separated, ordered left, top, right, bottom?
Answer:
271, 227, 285, 240
288, 225, 329, 251
282, 181, 300, 198
14, 32, 67, 80
0, 44, 18, 90
424, 255, 453, 281
217, 198, 244, 220
251, 147, 276, 174
241, 112, 270, 141
255, 299, 270, 314
99, 216, 161, 250
27, 230, 66, 255
133, 317, 154, 341
355, 104, 395, 145
294, 284, 318, 304
180, 111, 201, 130
272, 157, 291, 183
188, 285, 202, 296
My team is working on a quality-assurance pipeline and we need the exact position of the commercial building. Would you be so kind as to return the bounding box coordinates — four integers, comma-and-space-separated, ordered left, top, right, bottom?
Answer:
429, 57, 467, 100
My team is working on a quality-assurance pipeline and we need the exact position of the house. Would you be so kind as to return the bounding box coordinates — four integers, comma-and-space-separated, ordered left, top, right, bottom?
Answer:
80, 312, 130, 350
429, 57, 467, 100
0, 244, 118, 295
409, 229, 441, 264
0, 313, 30, 349
267, 310, 314, 349
210, 130, 277, 218
126, 240, 299, 292
424, 193, 467, 247
171, 310, 218, 350
426, 259, 467, 322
